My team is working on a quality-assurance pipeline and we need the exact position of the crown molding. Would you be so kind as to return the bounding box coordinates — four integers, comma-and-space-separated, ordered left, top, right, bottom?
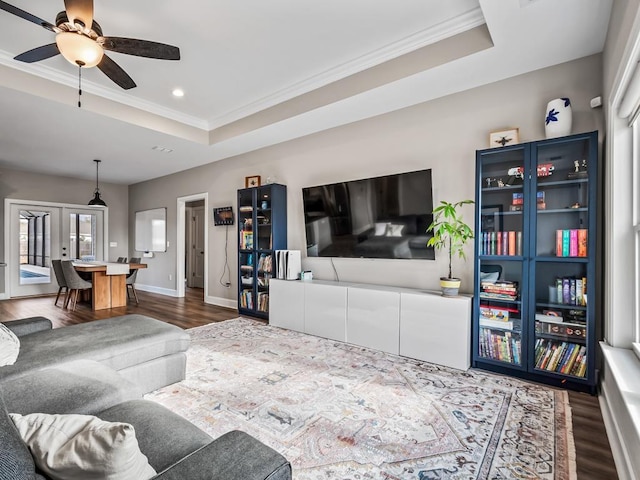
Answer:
207, 7, 486, 128
0, 50, 209, 130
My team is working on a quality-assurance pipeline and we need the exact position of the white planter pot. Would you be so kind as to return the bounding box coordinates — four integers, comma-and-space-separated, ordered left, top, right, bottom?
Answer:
545, 98, 572, 138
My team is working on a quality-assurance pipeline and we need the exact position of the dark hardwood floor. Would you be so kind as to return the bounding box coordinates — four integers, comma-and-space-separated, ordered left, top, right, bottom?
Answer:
0, 288, 619, 479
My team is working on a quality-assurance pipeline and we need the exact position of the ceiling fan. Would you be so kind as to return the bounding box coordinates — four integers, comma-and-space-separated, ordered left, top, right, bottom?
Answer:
0, 0, 180, 90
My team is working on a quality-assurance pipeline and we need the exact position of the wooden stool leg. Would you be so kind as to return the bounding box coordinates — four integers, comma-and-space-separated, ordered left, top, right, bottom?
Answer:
131, 285, 139, 305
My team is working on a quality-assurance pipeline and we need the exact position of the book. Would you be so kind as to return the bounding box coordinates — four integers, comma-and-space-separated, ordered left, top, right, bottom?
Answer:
576, 278, 583, 306
556, 230, 563, 257
516, 231, 522, 256
497, 231, 501, 256
570, 278, 576, 305
508, 231, 516, 255
562, 230, 570, 257
578, 229, 588, 257
480, 318, 514, 330
536, 191, 546, 210
480, 306, 514, 321
512, 192, 523, 205
562, 278, 570, 304
569, 229, 578, 257
556, 278, 563, 305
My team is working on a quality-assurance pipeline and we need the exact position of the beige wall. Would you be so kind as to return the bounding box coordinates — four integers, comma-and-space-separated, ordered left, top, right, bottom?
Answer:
0, 169, 129, 295
129, 54, 604, 304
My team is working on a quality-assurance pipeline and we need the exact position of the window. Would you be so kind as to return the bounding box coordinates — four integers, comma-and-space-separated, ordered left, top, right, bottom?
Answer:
69, 213, 97, 260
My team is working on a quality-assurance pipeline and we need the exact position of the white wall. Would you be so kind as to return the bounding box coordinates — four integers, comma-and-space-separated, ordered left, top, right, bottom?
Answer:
129, 54, 604, 304
0, 168, 129, 295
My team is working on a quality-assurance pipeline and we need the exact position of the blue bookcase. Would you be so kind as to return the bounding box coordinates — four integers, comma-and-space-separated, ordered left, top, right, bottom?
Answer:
237, 183, 287, 319
473, 131, 599, 393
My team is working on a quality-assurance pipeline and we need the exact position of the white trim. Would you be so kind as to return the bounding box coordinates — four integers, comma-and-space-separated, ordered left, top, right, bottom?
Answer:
0, 50, 208, 130
176, 193, 209, 298
134, 283, 179, 297
599, 342, 640, 480
207, 8, 485, 128
205, 294, 237, 310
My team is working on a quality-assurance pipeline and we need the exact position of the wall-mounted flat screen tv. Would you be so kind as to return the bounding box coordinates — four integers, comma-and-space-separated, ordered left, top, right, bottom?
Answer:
302, 169, 435, 259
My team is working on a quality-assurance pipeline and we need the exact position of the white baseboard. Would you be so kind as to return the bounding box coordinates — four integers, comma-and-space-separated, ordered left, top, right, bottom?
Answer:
205, 295, 238, 310
134, 284, 179, 297
0, 292, 9, 300
600, 383, 631, 480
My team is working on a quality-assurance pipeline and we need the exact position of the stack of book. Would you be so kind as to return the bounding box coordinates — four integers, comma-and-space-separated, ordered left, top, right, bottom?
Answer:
480, 231, 523, 256
534, 339, 587, 377
479, 280, 518, 301
257, 292, 269, 312
479, 305, 518, 330
257, 254, 272, 273
535, 313, 586, 338
509, 193, 523, 212
479, 329, 521, 364
555, 229, 588, 257
239, 290, 254, 309
552, 277, 587, 306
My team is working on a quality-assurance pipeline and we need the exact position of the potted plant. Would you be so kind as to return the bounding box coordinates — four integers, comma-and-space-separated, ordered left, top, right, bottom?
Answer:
427, 199, 475, 296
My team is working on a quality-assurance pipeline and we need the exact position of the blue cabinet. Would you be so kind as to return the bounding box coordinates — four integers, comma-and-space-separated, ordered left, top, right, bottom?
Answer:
237, 183, 287, 319
473, 131, 599, 392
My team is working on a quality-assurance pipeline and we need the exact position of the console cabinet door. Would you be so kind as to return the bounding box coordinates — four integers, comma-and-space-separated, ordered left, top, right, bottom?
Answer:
400, 292, 471, 370
304, 283, 347, 341
269, 279, 304, 332
347, 287, 400, 354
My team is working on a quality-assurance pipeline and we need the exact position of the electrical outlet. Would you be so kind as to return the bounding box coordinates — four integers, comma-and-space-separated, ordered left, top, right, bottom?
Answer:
224, 282, 231, 288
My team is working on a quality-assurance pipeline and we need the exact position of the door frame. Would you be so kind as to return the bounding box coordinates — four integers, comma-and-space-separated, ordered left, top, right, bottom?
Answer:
176, 193, 208, 298
3, 198, 108, 299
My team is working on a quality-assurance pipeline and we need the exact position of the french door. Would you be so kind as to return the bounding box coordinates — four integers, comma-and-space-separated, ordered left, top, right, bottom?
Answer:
7, 201, 105, 297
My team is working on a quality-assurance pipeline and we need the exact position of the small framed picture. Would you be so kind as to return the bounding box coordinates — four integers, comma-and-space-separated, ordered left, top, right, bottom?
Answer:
489, 128, 519, 148
245, 175, 261, 188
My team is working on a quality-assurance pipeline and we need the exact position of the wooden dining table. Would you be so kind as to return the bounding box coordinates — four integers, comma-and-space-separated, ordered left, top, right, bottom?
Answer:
73, 262, 147, 311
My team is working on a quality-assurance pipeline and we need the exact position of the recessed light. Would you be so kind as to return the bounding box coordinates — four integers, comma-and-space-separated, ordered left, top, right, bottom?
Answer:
172, 88, 184, 97
152, 146, 174, 153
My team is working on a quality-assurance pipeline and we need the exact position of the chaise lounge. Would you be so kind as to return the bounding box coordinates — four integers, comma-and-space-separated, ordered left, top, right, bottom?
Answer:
0, 315, 292, 480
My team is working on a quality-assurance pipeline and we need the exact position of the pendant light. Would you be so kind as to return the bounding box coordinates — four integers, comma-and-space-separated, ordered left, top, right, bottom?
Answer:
88, 159, 106, 206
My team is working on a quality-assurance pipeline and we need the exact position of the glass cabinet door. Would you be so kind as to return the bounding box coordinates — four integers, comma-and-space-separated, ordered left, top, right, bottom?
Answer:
239, 252, 254, 310
256, 187, 273, 251
477, 146, 527, 367
532, 137, 592, 378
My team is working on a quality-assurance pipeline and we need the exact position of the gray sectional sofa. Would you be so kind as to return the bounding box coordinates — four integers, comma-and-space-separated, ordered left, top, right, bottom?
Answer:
0, 314, 292, 480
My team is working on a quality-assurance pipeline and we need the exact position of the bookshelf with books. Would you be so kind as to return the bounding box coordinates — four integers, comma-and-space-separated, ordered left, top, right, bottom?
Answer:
237, 183, 287, 319
473, 131, 599, 393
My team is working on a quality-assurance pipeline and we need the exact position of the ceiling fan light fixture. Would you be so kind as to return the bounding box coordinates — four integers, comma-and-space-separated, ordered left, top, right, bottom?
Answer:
56, 31, 103, 68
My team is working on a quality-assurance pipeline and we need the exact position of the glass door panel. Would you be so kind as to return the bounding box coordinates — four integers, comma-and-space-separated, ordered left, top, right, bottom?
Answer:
478, 147, 526, 257
477, 259, 524, 366
533, 261, 588, 378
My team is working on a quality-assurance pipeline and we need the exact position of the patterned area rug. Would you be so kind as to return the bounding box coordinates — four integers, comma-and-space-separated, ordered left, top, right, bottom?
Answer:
146, 318, 576, 480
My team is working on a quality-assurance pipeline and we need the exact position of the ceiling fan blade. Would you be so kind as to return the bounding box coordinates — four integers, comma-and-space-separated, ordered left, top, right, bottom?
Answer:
97, 54, 136, 90
64, 0, 93, 30
102, 37, 180, 60
14, 43, 60, 63
0, 0, 55, 32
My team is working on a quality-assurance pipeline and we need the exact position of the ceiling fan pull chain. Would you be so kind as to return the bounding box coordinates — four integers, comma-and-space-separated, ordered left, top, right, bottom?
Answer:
78, 64, 82, 108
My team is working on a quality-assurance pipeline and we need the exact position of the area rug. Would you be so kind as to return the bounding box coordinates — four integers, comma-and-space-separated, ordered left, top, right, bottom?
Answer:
146, 318, 576, 480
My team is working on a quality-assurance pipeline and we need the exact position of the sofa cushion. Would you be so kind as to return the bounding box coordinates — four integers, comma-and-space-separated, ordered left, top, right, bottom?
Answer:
0, 390, 36, 480
10, 412, 157, 480
0, 322, 20, 366
0, 315, 189, 383
98, 400, 212, 473
1, 360, 141, 416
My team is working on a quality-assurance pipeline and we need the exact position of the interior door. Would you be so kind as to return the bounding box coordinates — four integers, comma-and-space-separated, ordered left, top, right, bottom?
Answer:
62, 208, 104, 261
9, 204, 61, 297
188, 206, 205, 288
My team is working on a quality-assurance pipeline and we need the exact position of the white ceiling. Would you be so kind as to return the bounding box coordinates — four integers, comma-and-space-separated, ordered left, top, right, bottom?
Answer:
0, 0, 612, 185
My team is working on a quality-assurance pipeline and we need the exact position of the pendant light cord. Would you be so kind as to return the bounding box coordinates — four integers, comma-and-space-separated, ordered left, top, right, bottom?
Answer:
78, 64, 82, 108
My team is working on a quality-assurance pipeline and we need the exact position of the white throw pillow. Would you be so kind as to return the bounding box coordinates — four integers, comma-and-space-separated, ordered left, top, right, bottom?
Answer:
386, 224, 405, 237
10, 412, 157, 480
0, 322, 20, 366
374, 222, 389, 236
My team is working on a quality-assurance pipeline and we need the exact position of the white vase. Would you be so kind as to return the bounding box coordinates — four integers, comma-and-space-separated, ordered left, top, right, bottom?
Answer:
545, 98, 572, 138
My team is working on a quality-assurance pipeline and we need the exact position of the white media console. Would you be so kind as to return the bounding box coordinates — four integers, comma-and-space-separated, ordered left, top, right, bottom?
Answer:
269, 279, 472, 370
